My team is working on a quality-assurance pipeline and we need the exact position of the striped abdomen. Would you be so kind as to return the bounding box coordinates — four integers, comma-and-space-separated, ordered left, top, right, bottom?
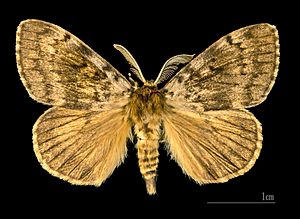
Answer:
135, 122, 160, 195
128, 84, 165, 195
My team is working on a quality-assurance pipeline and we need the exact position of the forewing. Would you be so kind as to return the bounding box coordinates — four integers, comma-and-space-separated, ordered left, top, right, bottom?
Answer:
163, 109, 262, 183
16, 19, 131, 110
33, 107, 131, 186
164, 24, 279, 110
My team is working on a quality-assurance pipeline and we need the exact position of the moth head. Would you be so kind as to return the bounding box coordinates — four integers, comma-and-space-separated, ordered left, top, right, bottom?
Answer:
143, 80, 156, 88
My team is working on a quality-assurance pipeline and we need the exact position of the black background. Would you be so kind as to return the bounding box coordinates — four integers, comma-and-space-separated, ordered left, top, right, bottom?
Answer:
2, 1, 294, 215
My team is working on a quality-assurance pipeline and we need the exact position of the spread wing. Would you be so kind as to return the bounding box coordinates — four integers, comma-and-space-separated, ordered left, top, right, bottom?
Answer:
16, 20, 133, 186
163, 23, 279, 111
33, 107, 131, 186
162, 24, 279, 184
16, 19, 131, 110
163, 109, 262, 183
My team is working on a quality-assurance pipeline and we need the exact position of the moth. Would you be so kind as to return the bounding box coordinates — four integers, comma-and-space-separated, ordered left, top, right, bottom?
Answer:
16, 19, 279, 195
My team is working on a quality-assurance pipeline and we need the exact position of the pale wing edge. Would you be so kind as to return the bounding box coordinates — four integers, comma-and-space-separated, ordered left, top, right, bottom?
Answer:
252, 24, 280, 108
16, 20, 42, 104
200, 109, 263, 184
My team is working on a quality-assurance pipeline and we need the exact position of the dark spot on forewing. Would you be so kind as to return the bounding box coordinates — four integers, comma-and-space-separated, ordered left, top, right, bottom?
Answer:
208, 65, 224, 74
63, 100, 92, 110
204, 93, 233, 110
243, 30, 254, 39
92, 70, 107, 81
210, 57, 217, 62
63, 33, 71, 42
78, 43, 94, 57
177, 75, 184, 83
226, 34, 242, 48
103, 92, 110, 99
183, 64, 194, 74
81, 62, 88, 67
113, 74, 120, 81
241, 63, 248, 75
102, 63, 113, 72
184, 94, 191, 99
226, 35, 234, 45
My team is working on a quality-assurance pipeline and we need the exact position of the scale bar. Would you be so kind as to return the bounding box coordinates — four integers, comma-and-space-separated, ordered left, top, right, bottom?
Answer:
207, 201, 276, 205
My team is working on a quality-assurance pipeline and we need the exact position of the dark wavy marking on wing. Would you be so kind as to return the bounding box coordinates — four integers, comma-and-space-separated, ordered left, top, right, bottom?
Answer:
164, 24, 279, 111
16, 19, 131, 110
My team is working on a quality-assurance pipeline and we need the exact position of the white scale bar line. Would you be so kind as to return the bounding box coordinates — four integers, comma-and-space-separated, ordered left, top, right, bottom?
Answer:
207, 202, 276, 204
